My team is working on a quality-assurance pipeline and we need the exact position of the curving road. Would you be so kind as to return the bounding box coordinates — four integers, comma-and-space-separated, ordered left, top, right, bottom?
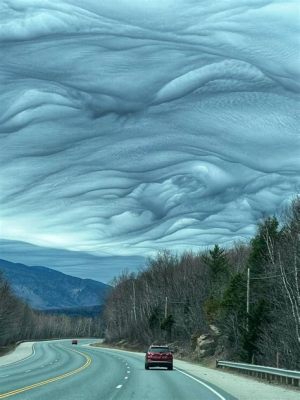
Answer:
0, 339, 236, 400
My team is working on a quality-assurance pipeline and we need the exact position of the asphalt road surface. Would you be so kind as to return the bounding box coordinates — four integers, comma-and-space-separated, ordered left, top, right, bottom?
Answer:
0, 339, 237, 400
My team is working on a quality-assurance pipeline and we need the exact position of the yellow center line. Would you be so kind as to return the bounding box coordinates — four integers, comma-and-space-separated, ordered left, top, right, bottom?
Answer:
0, 347, 92, 399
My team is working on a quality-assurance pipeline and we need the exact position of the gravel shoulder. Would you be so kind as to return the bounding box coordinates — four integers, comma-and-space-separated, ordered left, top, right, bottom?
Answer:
174, 358, 299, 400
0, 342, 35, 366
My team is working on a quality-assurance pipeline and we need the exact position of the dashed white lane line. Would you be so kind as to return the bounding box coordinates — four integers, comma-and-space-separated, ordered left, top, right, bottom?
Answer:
116, 385, 122, 389
0, 375, 9, 378
25, 370, 32, 373
125, 376, 128, 380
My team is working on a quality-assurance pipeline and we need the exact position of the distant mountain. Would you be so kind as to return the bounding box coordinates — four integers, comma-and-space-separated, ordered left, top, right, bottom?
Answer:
0, 259, 111, 311
43, 305, 104, 318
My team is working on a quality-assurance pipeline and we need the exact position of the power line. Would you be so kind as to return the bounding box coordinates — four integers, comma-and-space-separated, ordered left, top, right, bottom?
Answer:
250, 268, 300, 281
247, 267, 299, 325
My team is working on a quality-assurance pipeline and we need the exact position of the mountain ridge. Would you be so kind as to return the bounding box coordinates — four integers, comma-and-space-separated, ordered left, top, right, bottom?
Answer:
0, 259, 111, 311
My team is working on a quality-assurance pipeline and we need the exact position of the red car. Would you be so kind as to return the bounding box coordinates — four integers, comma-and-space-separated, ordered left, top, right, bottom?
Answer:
145, 345, 173, 370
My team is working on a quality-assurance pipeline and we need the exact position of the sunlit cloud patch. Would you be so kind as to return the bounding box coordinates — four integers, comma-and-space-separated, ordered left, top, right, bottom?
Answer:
0, 0, 299, 275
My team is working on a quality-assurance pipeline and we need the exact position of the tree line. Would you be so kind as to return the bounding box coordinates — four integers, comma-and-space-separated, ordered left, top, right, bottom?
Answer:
103, 198, 300, 370
0, 274, 103, 350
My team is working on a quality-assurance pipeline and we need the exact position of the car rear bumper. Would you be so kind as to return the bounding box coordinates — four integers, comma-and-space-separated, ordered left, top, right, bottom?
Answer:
146, 360, 173, 368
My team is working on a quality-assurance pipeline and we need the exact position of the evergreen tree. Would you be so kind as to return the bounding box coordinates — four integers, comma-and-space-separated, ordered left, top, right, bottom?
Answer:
241, 299, 270, 363
202, 245, 231, 321
161, 314, 175, 340
220, 273, 247, 357
243, 217, 279, 362
248, 216, 279, 275
203, 244, 231, 281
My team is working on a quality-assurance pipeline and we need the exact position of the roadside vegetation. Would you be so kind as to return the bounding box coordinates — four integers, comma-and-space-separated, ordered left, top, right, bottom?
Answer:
0, 275, 103, 354
103, 198, 300, 371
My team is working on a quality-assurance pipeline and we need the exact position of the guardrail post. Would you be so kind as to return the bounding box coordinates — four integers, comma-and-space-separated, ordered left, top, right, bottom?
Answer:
293, 378, 299, 387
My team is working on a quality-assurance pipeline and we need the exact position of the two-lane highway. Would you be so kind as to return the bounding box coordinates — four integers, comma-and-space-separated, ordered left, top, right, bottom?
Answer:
0, 340, 237, 399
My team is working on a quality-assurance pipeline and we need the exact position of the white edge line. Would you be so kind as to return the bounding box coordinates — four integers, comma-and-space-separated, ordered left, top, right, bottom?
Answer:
0, 343, 36, 368
175, 368, 227, 400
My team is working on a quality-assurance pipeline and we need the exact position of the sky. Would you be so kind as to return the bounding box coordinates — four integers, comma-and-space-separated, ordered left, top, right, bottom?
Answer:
0, 0, 299, 283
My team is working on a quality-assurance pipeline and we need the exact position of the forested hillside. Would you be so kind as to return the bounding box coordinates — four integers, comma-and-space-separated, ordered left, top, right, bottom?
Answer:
0, 259, 110, 310
0, 274, 103, 351
103, 198, 300, 370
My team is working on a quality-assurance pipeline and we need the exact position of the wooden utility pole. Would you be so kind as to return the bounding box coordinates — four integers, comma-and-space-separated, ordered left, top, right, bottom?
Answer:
132, 280, 137, 323
247, 267, 250, 332
164, 296, 168, 318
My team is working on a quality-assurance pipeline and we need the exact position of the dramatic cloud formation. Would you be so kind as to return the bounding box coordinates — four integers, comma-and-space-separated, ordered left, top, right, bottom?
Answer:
0, 0, 299, 280
0, 239, 144, 282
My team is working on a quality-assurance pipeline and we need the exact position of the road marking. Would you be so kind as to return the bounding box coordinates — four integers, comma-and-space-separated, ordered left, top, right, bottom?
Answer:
0, 344, 36, 368
124, 376, 128, 380
175, 368, 227, 400
116, 385, 122, 389
0, 348, 92, 399
25, 370, 31, 373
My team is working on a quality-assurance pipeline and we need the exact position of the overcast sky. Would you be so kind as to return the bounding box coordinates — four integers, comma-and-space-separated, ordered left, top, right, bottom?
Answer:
0, 0, 299, 282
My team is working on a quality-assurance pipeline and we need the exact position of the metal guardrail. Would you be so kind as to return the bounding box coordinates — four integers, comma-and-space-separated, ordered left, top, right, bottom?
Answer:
216, 360, 300, 387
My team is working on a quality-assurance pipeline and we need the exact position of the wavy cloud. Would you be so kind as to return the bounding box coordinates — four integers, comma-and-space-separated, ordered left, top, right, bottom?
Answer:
0, 1, 299, 277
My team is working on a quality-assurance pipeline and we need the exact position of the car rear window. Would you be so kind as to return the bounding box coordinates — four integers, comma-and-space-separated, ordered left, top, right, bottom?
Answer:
149, 347, 170, 353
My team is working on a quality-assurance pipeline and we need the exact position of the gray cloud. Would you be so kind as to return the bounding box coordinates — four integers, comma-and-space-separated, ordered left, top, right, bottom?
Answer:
0, 1, 299, 279
0, 239, 144, 283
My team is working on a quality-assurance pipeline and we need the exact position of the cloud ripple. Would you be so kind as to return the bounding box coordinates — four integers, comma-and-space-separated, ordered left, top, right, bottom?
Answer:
0, 0, 299, 263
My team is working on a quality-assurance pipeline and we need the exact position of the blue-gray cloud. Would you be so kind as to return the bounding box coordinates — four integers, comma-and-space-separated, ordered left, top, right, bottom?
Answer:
0, 239, 144, 283
0, 0, 299, 278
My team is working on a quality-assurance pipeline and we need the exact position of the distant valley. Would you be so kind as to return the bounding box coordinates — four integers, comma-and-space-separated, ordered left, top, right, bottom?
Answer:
0, 259, 111, 315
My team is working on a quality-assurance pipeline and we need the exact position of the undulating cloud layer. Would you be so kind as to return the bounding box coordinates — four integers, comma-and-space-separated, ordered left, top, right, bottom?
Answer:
0, 239, 144, 282
0, 0, 299, 279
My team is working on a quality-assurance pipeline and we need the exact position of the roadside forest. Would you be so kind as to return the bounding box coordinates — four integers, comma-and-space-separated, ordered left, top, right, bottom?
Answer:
103, 198, 300, 370
0, 275, 103, 352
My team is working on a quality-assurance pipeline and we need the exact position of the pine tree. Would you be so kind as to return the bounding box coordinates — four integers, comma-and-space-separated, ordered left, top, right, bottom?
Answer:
202, 245, 231, 321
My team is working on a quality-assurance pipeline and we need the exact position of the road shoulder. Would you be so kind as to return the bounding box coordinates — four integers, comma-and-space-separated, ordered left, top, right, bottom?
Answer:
174, 359, 299, 400
0, 342, 35, 366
